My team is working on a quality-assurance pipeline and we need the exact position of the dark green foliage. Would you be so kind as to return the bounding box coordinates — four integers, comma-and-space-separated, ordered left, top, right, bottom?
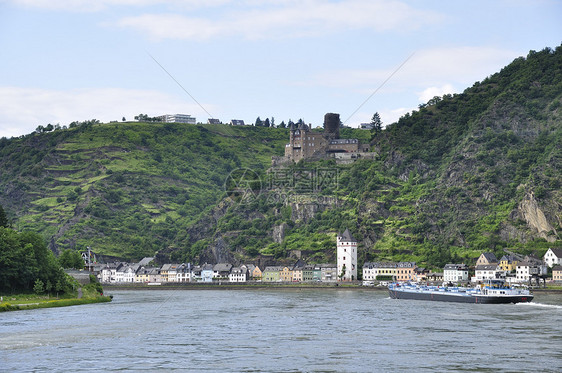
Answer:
0, 205, 8, 228
58, 249, 84, 269
0, 227, 73, 294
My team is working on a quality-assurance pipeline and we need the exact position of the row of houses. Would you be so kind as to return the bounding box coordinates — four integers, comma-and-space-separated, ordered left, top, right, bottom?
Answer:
361, 249, 562, 285
98, 259, 343, 284
95, 248, 562, 285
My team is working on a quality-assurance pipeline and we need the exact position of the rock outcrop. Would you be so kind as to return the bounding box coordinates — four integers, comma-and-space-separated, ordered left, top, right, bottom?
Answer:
517, 191, 556, 242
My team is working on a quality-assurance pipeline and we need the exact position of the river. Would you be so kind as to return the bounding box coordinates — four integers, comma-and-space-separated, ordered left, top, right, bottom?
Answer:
1, 289, 561, 372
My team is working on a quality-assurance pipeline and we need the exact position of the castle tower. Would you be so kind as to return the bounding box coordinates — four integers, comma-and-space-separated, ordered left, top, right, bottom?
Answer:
323, 113, 340, 139
337, 228, 357, 281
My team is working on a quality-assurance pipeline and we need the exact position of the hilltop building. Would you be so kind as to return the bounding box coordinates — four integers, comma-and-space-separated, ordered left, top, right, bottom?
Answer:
337, 228, 357, 281
275, 113, 372, 165
159, 114, 196, 124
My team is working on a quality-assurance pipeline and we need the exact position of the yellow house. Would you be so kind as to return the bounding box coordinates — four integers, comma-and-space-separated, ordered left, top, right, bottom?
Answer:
280, 266, 292, 282
499, 255, 519, 272
135, 268, 151, 283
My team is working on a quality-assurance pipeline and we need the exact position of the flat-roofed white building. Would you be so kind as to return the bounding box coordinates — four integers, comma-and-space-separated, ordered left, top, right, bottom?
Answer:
160, 114, 196, 124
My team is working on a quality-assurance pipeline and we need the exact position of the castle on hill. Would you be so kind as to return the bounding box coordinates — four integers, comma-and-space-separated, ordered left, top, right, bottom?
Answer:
273, 113, 373, 165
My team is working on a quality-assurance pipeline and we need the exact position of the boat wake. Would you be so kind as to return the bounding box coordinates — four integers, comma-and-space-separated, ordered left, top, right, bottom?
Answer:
516, 302, 562, 310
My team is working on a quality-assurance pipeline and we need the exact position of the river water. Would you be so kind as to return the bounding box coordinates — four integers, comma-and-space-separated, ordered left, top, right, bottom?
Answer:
1, 289, 561, 372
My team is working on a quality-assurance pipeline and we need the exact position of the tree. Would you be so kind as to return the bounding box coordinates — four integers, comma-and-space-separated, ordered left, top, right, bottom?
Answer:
264, 118, 270, 127
45, 123, 54, 132
45, 280, 53, 297
339, 264, 347, 281
55, 279, 63, 298
279, 121, 286, 129
58, 249, 84, 269
122, 117, 126, 122
270, 117, 275, 128
0, 204, 8, 228
255, 117, 263, 127
33, 278, 44, 294
370, 112, 382, 132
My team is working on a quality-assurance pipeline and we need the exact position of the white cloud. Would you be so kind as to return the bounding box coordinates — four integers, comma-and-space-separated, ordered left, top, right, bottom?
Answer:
418, 84, 456, 103
10, 0, 228, 12
303, 46, 519, 90
116, 0, 444, 40
0, 87, 216, 138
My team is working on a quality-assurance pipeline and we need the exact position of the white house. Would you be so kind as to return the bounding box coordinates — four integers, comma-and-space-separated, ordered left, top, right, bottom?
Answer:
443, 264, 469, 283
114, 266, 125, 283
318, 264, 337, 282
213, 263, 233, 279
229, 267, 247, 282
362, 262, 377, 281
516, 261, 532, 283
100, 262, 121, 283
200, 264, 214, 283
337, 228, 357, 281
122, 266, 136, 283
167, 264, 179, 283
543, 248, 562, 268
472, 265, 504, 283
175, 263, 192, 283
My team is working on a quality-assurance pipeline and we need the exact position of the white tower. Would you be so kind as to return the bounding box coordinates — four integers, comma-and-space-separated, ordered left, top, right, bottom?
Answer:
337, 228, 357, 281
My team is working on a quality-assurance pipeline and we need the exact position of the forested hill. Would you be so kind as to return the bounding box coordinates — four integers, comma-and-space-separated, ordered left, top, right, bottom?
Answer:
1, 46, 560, 268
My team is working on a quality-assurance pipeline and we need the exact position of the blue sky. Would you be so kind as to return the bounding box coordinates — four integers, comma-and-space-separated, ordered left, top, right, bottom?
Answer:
0, 0, 560, 138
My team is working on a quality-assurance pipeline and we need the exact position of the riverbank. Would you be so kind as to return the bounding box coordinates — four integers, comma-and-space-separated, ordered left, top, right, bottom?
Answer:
103, 282, 383, 291
102, 282, 562, 292
0, 295, 112, 312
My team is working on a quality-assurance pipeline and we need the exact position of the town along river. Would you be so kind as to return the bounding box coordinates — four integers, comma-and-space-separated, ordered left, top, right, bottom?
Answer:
2, 289, 562, 372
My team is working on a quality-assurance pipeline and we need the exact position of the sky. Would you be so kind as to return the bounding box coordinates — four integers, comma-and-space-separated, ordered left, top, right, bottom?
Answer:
0, 0, 560, 138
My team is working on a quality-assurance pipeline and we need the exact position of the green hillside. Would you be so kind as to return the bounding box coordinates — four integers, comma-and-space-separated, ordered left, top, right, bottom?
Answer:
0, 122, 288, 258
1, 46, 561, 268
176, 46, 561, 268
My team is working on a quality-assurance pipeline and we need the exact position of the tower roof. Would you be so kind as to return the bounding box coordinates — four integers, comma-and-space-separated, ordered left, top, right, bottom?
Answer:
339, 228, 356, 242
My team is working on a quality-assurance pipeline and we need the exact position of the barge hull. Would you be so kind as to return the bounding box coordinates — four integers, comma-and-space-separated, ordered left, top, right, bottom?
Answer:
388, 289, 533, 304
